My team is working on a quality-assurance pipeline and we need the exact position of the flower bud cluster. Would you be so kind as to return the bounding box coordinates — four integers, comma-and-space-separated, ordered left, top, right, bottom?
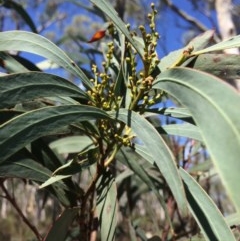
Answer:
128, 3, 161, 111
114, 133, 132, 147
88, 43, 121, 112
142, 4, 160, 75
86, 3, 163, 165
114, 126, 135, 147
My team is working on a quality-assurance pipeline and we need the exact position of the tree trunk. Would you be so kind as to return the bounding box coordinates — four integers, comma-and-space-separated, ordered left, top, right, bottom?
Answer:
215, 0, 240, 89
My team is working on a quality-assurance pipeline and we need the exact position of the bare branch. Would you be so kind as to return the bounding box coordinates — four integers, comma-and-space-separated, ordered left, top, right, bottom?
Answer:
37, 13, 66, 33
0, 181, 43, 241
162, 0, 209, 32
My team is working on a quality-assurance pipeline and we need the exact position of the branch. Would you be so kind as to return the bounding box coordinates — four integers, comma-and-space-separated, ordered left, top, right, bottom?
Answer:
37, 13, 66, 33
162, 0, 209, 32
0, 181, 42, 241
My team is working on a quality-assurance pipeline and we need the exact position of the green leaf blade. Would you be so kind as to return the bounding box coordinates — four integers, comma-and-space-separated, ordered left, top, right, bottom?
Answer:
0, 72, 89, 108
193, 34, 240, 55
117, 147, 173, 228
191, 54, 240, 80
90, 0, 143, 58
161, 123, 203, 141
49, 135, 93, 154
0, 31, 92, 88
97, 171, 118, 241
0, 105, 109, 163
44, 208, 78, 241
159, 30, 214, 71
3, 0, 38, 33
153, 67, 240, 214
180, 168, 236, 241
110, 109, 188, 217
0, 151, 51, 182
0, 52, 29, 73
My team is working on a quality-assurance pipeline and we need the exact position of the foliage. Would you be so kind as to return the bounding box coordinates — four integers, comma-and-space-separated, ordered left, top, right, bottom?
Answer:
0, 0, 240, 241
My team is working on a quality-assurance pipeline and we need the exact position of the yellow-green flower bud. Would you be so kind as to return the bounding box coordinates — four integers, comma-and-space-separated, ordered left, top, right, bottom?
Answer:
139, 25, 145, 32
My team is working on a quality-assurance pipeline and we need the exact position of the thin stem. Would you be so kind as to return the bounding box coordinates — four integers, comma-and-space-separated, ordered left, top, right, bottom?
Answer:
104, 143, 121, 167
0, 181, 42, 241
79, 163, 103, 240
162, 195, 177, 240
129, 86, 145, 110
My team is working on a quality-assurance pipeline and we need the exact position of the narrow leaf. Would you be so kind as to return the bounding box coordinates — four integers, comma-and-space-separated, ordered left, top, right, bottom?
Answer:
146, 107, 195, 124
113, 64, 126, 97
147, 107, 192, 119
0, 149, 51, 182
44, 208, 78, 241
96, 170, 117, 241
110, 109, 188, 217
0, 149, 77, 206
153, 67, 240, 214
180, 168, 235, 241
225, 213, 240, 227
160, 123, 203, 141
0, 105, 109, 162
0, 72, 89, 108
49, 135, 93, 154
66, 0, 107, 19
53, 145, 99, 175
188, 159, 212, 174
39, 175, 72, 189
193, 34, 240, 55
90, 0, 143, 58
45, 96, 80, 105
159, 30, 214, 71
0, 52, 29, 73
117, 148, 173, 228
191, 53, 240, 80
0, 31, 92, 88
40, 145, 99, 188
31, 138, 63, 172
3, 0, 37, 33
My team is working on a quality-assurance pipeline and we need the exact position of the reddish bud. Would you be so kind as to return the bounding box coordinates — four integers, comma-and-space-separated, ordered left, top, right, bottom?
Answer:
88, 30, 106, 43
